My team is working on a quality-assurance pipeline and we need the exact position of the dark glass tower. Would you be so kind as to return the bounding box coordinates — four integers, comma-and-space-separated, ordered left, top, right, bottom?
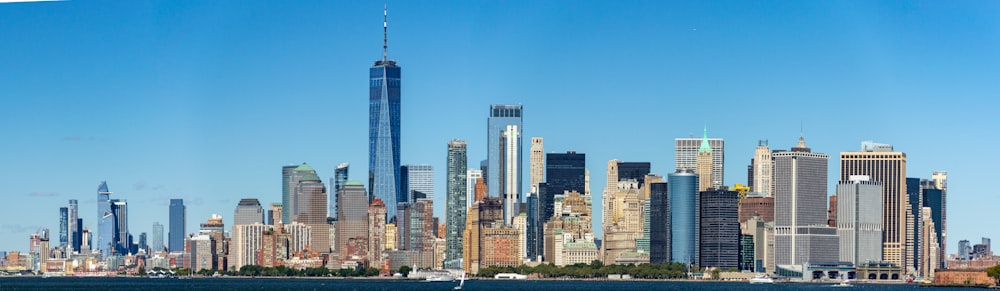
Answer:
445, 139, 468, 266
699, 188, 740, 269
617, 162, 652, 188
330, 163, 349, 219
669, 170, 698, 265
921, 180, 946, 269
168, 198, 186, 253
649, 182, 671, 264
542, 151, 585, 222
369, 8, 402, 222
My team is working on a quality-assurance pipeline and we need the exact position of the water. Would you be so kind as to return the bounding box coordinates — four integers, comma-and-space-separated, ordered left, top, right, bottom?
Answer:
0, 277, 966, 291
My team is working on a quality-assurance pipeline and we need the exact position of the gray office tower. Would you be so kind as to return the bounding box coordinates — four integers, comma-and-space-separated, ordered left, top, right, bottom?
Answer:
330, 163, 349, 219
669, 170, 698, 265
234, 198, 264, 225
487, 104, 523, 199
401, 164, 434, 204
168, 199, 186, 253
699, 188, 740, 269
773, 135, 839, 266
369, 11, 403, 223
649, 182, 671, 264
543, 151, 586, 222
446, 139, 468, 267
59, 207, 69, 247
921, 178, 946, 268
152, 222, 164, 252
68, 199, 79, 252
837, 177, 883, 266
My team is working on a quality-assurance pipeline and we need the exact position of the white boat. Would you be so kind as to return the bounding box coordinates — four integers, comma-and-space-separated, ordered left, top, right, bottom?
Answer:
748, 275, 774, 284
426, 274, 456, 282
494, 273, 528, 280
454, 273, 466, 290
832, 279, 853, 287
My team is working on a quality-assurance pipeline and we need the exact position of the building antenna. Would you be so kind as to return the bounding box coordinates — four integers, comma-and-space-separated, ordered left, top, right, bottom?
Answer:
383, 4, 388, 61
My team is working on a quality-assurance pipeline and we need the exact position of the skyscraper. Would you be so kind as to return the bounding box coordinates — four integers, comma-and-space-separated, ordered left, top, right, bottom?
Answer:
669, 170, 698, 265
401, 164, 434, 203
921, 175, 947, 269
369, 7, 403, 223
287, 163, 317, 224
530, 137, 544, 194
331, 163, 349, 219
840, 141, 907, 269
295, 171, 329, 253
649, 182, 671, 264
59, 207, 68, 248
446, 139, 468, 266
774, 135, 839, 266
487, 104, 523, 199
675, 135, 724, 190
543, 152, 586, 223
152, 222, 164, 252
699, 188, 740, 269
368, 198, 387, 267
466, 169, 482, 209
281, 165, 298, 225
906, 177, 922, 272
111, 199, 129, 255
499, 125, 521, 225
337, 181, 369, 264
837, 176, 883, 266
234, 198, 265, 226
696, 127, 714, 192
168, 198, 186, 253
752, 140, 773, 196
97, 181, 115, 256
68, 199, 79, 253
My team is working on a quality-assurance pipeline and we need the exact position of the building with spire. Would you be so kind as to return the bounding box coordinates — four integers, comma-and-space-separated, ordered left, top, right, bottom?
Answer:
370, 6, 403, 223
675, 131, 724, 190
697, 126, 714, 192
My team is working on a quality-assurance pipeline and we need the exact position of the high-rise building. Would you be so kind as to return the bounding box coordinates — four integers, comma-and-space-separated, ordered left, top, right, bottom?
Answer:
337, 181, 369, 264
462, 197, 509, 274
59, 207, 68, 248
446, 139, 468, 266
774, 135, 839, 266
188, 234, 216, 272
198, 214, 225, 270
97, 181, 115, 256
543, 151, 586, 223
840, 141, 907, 269
499, 124, 521, 225
410, 198, 434, 253
281, 165, 298, 225
530, 137, 544, 194
738, 193, 775, 223
544, 191, 596, 266
331, 163, 349, 219
921, 176, 947, 269
111, 199, 129, 255
231, 223, 266, 270
752, 140, 773, 196
603, 160, 651, 237
669, 170, 698, 265
368, 198, 387, 268
906, 177, 922, 272
919, 207, 939, 279
369, 10, 403, 223
466, 169, 482, 209
68, 199, 79, 253
401, 164, 434, 204
526, 191, 541, 261
169, 198, 186, 253
294, 171, 329, 253
268, 203, 282, 226
487, 104, 523, 200
699, 188, 740, 269
286, 163, 317, 224
837, 176, 884, 266
649, 182, 671, 264
234, 198, 264, 226
675, 135, 724, 190
696, 127, 714, 192
138, 232, 148, 253
152, 222, 164, 252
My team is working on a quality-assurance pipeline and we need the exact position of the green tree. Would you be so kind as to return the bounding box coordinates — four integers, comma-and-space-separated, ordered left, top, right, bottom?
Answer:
398, 265, 412, 277
987, 264, 1000, 286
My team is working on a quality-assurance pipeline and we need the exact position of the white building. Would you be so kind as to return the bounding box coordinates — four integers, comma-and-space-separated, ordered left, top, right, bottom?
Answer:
836, 176, 883, 266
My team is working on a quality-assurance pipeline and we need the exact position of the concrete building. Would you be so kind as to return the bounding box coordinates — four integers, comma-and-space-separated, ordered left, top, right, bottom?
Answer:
739, 193, 775, 223
836, 176, 884, 266
337, 181, 369, 264
752, 140, 773, 196
919, 207, 939, 279
294, 170, 329, 253
234, 198, 264, 226
368, 198, 387, 269
513, 213, 527, 260
840, 141, 908, 270
675, 135, 724, 190
742, 216, 775, 274
500, 125, 521, 225
199, 214, 226, 270
466, 169, 482, 209
774, 135, 839, 266
188, 234, 216, 272
922, 175, 947, 269
231, 223, 266, 270
530, 137, 544, 194
462, 197, 505, 274
544, 191, 597, 266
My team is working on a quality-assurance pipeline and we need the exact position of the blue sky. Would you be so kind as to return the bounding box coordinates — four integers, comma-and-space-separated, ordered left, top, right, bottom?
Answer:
1, 1, 998, 254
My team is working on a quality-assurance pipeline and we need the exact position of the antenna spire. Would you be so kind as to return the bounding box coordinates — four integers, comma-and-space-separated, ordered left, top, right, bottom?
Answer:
383, 4, 388, 61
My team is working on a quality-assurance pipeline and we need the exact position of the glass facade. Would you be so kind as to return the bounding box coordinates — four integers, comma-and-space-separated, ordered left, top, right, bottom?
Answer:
59, 207, 68, 248
921, 181, 945, 269
168, 198, 185, 253
487, 104, 522, 200
330, 163, 349, 219
526, 192, 540, 260
370, 61, 402, 222
649, 182, 670, 264
543, 152, 586, 222
668, 170, 698, 265
337, 181, 369, 263
97, 182, 116, 257
401, 164, 434, 203
699, 189, 740, 269
152, 222, 164, 252
446, 140, 468, 265
281, 165, 297, 225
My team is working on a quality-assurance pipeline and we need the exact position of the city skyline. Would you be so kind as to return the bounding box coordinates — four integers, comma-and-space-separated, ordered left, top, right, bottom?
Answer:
1, 1, 998, 254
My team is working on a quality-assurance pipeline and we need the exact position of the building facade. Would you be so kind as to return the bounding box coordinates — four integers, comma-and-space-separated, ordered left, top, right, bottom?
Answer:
446, 139, 468, 267
369, 29, 403, 221
487, 104, 523, 201
675, 136, 724, 190
752, 141, 773, 196
530, 137, 544, 194
401, 164, 434, 204
840, 141, 908, 269
836, 177, 884, 266
337, 181, 369, 264
773, 135, 839, 266
168, 198, 185, 253
699, 188, 740, 269
669, 170, 698, 265
649, 182, 671, 264
234, 198, 264, 226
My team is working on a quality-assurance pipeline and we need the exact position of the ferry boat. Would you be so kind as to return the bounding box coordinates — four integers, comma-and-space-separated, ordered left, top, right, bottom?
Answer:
425, 274, 456, 282
494, 273, 528, 280
748, 275, 774, 284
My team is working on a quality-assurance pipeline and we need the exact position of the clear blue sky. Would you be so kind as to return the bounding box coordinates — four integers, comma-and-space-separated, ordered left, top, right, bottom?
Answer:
1, 1, 998, 254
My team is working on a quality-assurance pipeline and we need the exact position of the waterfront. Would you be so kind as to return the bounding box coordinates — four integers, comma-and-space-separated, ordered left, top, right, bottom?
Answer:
0, 277, 976, 291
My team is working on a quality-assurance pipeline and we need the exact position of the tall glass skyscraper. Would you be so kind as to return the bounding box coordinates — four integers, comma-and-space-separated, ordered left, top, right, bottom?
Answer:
401, 164, 434, 203
152, 222, 164, 252
330, 163, 349, 219
59, 207, 68, 248
543, 151, 586, 223
649, 182, 671, 264
168, 198, 186, 253
281, 165, 298, 225
111, 199, 129, 255
446, 139, 468, 266
68, 199, 79, 253
370, 8, 403, 222
669, 170, 698, 265
487, 104, 523, 200
97, 181, 115, 257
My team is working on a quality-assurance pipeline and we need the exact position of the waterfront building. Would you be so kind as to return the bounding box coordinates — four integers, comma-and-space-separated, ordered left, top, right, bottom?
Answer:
337, 181, 369, 264
446, 139, 468, 267
840, 141, 908, 269
199, 214, 225, 270
774, 135, 839, 266
919, 207, 939, 279
369, 10, 403, 222
602, 181, 643, 263
168, 198, 186, 253
922, 174, 947, 269
188, 234, 216, 272
669, 170, 698, 265
462, 197, 504, 274
699, 188, 740, 269
836, 176, 884, 266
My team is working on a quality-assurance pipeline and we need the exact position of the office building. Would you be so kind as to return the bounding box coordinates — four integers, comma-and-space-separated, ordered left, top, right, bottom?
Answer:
699, 188, 740, 269
543, 151, 586, 223
840, 141, 908, 269
234, 198, 264, 226
738, 193, 775, 223
463, 197, 513, 274
696, 127, 714, 192
97, 181, 115, 256
331, 163, 349, 219
466, 169, 482, 209
752, 140, 773, 196
369, 12, 403, 222
669, 170, 698, 265
68, 199, 79, 252
152, 222, 164, 252
649, 182, 671, 264
168, 199, 187, 253
530, 137, 544, 194
337, 181, 369, 264
602, 181, 643, 264
368, 198, 387, 268
837, 176, 884, 266
906, 177, 922, 272
111, 199, 129, 255
499, 124, 521, 225
774, 135, 839, 266
919, 207, 939, 279
922, 175, 947, 269
401, 164, 434, 203
488, 105, 523, 201
675, 135, 724, 190
231, 223, 266, 270
294, 171, 329, 253
59, 207, 68, 248
281, 165, 298, 225
446, 139, 468, 266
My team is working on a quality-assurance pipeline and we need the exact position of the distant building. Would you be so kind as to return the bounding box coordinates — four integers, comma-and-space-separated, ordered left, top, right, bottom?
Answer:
188, 234, 216, 272
231, 223, 266, 270
369, 46, 403, 223
466, 169, 482, 209
752, 140, 773, 196
168, 198, 186, 253
337, 181, 369, 264
294, 169, 329, 253
543, 151, 585, 224
530, 137, 544, 195
696, 127, 714, 192
401, 164, 434, 203
669, 170, 698, 265
368, 198, 387, 268
738, 193, 775, 223
774, 135, 839, 266
649, 182, 670, 264
836, 176, 883, 266
330, 163, 349, 219
499, 125, 521, 225
234, 198, 264, 226
151, 222, 164, 253
462, 197, 506, 274
487, 104, 523, 201
840, 141, 908, 269
676, 135, 724, 190
446, 139, 468, 267
699, 188, 740, 269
